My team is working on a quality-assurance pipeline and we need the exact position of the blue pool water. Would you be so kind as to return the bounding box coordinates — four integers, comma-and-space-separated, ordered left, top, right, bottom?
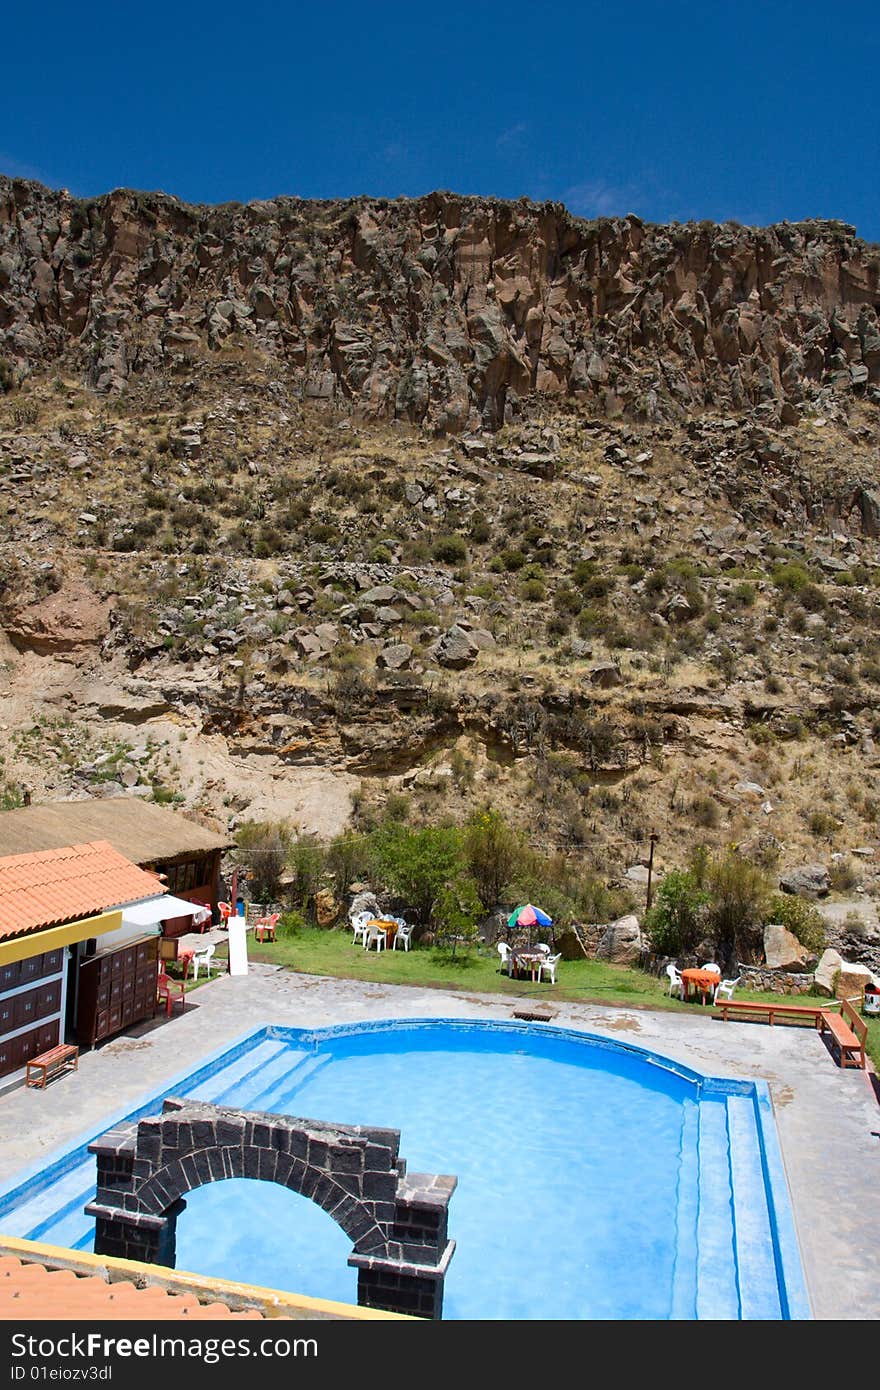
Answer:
0, 1020, 810, 1319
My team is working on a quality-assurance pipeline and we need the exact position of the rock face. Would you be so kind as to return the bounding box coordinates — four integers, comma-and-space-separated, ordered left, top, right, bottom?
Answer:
763, 923, 813, 970
779, 864, 830, 897
5, 580, 114, 654
2, 178, 880, 429
595, 914, 642, 964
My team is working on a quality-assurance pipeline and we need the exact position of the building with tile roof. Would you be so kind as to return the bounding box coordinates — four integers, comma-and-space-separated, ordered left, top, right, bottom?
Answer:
0, 798, 235, 934
0, 841, 167, 1089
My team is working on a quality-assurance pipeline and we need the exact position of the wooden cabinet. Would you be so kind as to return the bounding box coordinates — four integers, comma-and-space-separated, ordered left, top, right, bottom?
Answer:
0, 950, 67, 1080
76, 936, 159, 1048
0, 1020, 60, 1078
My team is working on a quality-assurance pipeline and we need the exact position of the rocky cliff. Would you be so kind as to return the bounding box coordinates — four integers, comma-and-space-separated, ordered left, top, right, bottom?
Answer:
2, 178, 879, 431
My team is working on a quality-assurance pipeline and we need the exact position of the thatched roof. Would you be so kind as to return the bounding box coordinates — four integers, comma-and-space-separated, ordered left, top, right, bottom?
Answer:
0, 798, 234, 867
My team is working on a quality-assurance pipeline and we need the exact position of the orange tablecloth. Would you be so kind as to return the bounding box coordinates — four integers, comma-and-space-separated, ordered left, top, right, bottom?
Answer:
367, 918, 398, 942
681, 968, 720, 1003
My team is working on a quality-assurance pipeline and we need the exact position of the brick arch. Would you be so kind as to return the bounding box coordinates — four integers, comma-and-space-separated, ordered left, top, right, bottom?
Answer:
86, 1098, 456, 1319
137, 1149, 388, 1252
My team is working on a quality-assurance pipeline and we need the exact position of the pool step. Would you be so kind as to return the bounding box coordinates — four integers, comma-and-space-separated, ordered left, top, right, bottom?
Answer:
191, 1039, 292, 1105
246, 1053, 331, 1115
229, 1048, 315, 1112
695, 1097, 739, 1320
670, 1098, 700, 1319
726, 1095, 781, 1320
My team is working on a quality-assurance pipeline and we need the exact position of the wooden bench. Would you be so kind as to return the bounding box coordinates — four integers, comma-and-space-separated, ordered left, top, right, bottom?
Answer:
25, 1044, 79, 1090
715, 999, 827, 1027
820, 997, 867, 1069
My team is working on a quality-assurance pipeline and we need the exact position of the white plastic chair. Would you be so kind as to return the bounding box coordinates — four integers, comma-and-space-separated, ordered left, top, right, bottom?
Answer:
666, 963, 684, 999
393, 923, 413, 952
350, 911, 371, 946
191, 942, 217, 981
537, 952, 562, 984
713, 974, 741, 1004
535, 943, 551, 955
700, 962, 721, 975
364, 923, 386, 952
497, 942, 512, 975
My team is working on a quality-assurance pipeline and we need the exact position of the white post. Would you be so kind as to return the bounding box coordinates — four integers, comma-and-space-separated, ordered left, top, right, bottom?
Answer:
227, 916, 249, 976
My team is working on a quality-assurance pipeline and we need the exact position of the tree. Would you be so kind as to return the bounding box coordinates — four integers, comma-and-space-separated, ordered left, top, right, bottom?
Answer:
367, 824, 466, 923
645, 869, 709, 957
704, 850, 770, 965
235, 820, 293, 900
433, 877, 484, 958
288, 834, 326, 914
463, 808, 522, 907
326, 832, 369, 902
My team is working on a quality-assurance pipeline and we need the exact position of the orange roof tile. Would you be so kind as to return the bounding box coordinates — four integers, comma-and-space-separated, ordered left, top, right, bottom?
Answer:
0, 1255, 264, 1320
0, 841, 163, 941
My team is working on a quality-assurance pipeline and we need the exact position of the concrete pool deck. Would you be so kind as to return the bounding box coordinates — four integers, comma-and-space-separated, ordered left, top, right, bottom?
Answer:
0, 966, 877, 1321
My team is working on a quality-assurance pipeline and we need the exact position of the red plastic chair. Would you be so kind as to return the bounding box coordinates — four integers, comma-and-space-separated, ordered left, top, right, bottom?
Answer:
255, 912, 280, 944
217, 901, 233, 928
156, 968, 186, 1018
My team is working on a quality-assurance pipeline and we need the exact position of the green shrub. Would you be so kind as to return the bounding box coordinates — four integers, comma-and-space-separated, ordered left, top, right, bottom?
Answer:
519, 577, 546, 602
772, 561, 813, 594
288, 834, 326, 913
765, 894, 826, 954
690, 795, 720, 828
498, 548, 526, 572
808, 810, 836, 838
279, 909, 307, 936
829, 856, 860, 892
704, 850, 770, 963
645, 869, 709, 957
433, 535, 468, 565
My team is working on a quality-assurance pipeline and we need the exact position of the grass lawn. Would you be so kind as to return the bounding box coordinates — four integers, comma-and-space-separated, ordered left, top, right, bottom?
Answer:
213, 926, 880, 1070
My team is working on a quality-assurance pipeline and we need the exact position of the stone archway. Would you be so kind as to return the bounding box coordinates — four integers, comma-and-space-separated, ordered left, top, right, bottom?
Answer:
85, 1098, 456, 1319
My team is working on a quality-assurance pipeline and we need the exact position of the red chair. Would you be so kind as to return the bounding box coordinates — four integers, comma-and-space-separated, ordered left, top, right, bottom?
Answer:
255, 912, 280, 944
156, 968, 186, 1018
217, 901, 233, 928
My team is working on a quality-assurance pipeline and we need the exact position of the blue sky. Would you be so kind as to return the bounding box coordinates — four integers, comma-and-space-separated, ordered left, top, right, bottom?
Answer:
2, 0, 878, 238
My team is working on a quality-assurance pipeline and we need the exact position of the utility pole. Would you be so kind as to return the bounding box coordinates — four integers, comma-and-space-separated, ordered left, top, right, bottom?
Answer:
645, 831, 659, 912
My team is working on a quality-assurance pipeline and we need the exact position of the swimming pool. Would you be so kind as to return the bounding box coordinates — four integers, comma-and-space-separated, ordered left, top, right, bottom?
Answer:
0, 1019, 810, 1319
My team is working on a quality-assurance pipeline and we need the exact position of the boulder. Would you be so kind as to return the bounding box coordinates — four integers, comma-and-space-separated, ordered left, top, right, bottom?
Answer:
360, 585, 400, 606
779, 864, 830, 898
377, 642, 412, 671
316, 889, 339, 927
432, 624, 479, 669
734, 781, 765, 800
348, 890, 380, 920
625, 864, 651, 884
589, 662, 623, 689
813, 947, 843, 996
835, 962, 874, 1002
664, 593, 693, 623
595, 914, 642, 965
763, 923, 813, 970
